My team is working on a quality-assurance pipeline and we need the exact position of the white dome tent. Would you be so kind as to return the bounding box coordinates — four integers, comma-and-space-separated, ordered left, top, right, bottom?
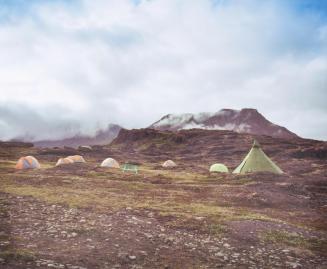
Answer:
100, 158, 120, 168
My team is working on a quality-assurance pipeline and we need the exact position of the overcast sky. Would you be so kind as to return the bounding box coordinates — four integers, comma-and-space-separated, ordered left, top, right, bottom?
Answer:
0, 0, 326, 141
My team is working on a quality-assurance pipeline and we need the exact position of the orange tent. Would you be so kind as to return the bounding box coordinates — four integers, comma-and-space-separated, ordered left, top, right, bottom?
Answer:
15, 156, 40, 170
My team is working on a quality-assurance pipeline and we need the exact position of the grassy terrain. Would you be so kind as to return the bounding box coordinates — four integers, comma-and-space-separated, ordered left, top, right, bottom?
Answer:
0, 160, 314, 230
1, 151, 326, 268
261, 230, 327, 253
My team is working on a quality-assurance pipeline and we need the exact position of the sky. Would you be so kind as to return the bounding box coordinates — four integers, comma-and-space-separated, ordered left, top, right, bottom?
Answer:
0, 0, 326, 141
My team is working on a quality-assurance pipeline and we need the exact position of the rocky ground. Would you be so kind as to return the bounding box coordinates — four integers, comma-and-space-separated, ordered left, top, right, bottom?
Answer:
0, 129, 326, 268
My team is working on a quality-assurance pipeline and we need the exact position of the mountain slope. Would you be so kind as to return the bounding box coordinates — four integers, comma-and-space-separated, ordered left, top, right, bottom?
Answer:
109, 128, 326, 173
33, 124, 122, 148
149, 108, 298, 139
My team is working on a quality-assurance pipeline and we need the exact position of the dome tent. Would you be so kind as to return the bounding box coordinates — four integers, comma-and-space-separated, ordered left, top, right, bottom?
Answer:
78, 145, 92, 152
233, 140, 283, 174
56, 157, 74, 166
101, 158, 120, 168
209, 163, 229, 173
15, 156, 40, 170
162, 160, 177, 168
67, 155, 86, 163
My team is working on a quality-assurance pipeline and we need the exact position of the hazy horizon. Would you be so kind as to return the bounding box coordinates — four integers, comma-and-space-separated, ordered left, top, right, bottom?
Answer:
0, 0, 326, 141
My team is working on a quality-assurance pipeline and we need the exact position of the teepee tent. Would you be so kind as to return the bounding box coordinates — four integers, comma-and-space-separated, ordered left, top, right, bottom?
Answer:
233, 140, 283, 174
162, 160, 177, 168
15, 156, 40, 170
56, 157, 74, 166
101, 158, 120, 168
67, 155, 86, 163
209, 163, 229, 173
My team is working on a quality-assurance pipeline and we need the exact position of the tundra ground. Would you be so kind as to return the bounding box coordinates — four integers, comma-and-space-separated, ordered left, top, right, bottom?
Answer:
0, 130, 326, 268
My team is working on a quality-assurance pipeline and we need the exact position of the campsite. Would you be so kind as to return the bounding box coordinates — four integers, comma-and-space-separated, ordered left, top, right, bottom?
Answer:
1, 128, 326, 268
1, 0, 327, 268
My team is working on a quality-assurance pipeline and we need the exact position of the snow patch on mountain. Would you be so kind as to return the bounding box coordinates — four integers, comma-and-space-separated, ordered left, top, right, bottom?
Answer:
193, 112, 215, 122
149, 108, 298, 139
183, 122, 251, 132
154, 113, 194, 127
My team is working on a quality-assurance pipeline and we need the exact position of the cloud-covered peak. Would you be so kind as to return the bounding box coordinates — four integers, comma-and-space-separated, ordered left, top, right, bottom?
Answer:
0, 0, 326, 140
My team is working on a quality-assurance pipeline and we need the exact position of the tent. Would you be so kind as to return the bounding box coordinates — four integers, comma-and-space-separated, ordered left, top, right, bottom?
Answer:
78, 145, 92, 152
56, 157, 74, 166
209, 163, 229, 173
15, 156, 40, 170
233, 140, 283, 174
67, 155, 86, 163
162, 160, 177, 168
101, 158, 120, 168
122, 163, 138, 174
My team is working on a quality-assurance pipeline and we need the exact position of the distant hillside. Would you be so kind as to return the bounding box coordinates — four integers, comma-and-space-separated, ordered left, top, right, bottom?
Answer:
110, 128, 326, 172
149, 108, 298, 139
0, 140, 34, 159
33, 124, 122, 148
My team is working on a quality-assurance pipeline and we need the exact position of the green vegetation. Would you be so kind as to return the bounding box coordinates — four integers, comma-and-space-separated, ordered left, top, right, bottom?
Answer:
208, 223, 228, 236
0, 160, 17, 173
67, 227, 98, 235
142, 168, 208, 183
2, 156, 324, 246
0, 234, 9, 241
3, 182, 276, 226
0, 160, 16, 168
261, 230, 327, 253
0, 249, 36, 262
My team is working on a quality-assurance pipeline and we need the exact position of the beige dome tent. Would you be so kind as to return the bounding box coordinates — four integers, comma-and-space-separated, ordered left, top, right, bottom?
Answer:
162, 160, 177, 168
78, 145, 92, 152
56, 157, 74, 166
15, 156, 40, 170
67, 155, 86, 163
233, 140, 283, 174
209, 163, 229, 173
101, 158, 120, 168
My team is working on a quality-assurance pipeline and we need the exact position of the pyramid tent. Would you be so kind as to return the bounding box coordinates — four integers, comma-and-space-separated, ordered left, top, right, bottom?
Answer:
233, 140, 283, 174
209, 163, 229, 173
101, 158, 120, 168
162, 160, 177, 168
15, 156, 40, 170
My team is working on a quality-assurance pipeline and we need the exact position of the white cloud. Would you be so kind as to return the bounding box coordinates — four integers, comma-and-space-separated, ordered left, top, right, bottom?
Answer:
0, 0, 326, 140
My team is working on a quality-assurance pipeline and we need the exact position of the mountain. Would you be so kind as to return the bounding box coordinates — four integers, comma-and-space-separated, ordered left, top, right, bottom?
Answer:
33, 124, 122, 148
149, 108, 298, 139
109, 128, 326, 171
